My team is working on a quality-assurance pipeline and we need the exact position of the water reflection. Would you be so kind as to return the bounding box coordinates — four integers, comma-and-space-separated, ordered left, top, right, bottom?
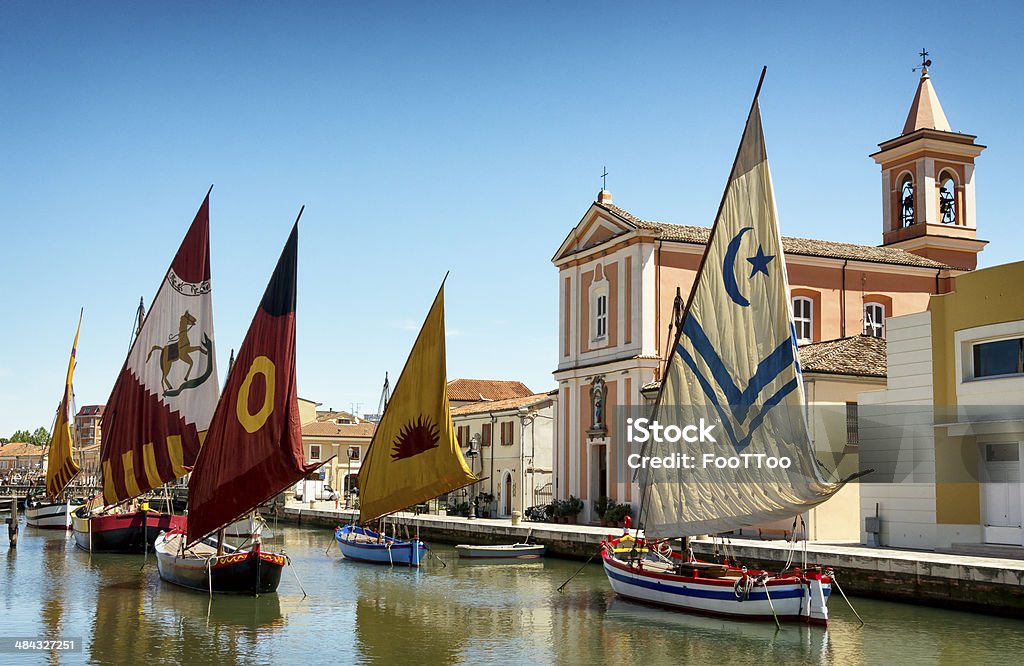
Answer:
603, 598, 833, 665
3, 524, 1024, 665
40, 539, 69, 665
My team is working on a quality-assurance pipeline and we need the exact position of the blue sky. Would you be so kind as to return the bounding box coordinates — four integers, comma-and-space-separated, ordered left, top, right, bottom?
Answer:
2, 2, 1022, 436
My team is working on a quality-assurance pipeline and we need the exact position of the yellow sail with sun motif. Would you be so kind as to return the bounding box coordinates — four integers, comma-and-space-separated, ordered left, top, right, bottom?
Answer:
358, 282, 477, 523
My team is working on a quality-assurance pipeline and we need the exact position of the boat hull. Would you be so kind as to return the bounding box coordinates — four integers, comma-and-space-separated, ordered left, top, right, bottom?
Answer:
154, 532, 284, 595
335, 525, 426, 567
72, 510, 187, 553
455, 544, 545, 559
602, 549, 830, 625
25, 500, 82, 529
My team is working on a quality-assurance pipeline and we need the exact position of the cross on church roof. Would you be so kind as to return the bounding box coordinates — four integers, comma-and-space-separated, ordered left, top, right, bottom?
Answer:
601, 166, 608, 191
914, 48, 932, 72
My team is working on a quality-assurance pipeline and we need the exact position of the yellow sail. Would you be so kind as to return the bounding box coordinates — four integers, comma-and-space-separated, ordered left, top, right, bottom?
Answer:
46, 312, 82, 498
358, 283, 476, 523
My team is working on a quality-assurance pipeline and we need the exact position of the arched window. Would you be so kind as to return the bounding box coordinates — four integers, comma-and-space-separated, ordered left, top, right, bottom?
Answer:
900, 175, 915, 227
589, 276, 609, 343
939, 172, 957, 225
864, 302, 885, 338
792, 296, 813, 344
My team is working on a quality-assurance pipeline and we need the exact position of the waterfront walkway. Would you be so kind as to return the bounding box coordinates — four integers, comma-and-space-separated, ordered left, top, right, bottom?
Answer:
284, 500, 1024, 617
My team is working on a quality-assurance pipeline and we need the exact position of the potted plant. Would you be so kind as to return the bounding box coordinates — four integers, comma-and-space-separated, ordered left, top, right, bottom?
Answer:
605, 502, 633, 528
566, 495, 584, 524
549, 499, 562, 523
594, 496, 614, 527
474, 492, 495, 519
557, 497, 568, 524
543, 502, 556, 523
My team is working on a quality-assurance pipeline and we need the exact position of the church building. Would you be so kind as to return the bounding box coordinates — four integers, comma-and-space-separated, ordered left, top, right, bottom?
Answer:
551, 64, 987, 526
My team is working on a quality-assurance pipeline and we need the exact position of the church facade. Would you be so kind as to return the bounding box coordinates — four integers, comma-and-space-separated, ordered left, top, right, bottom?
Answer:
551, 66, 987, 525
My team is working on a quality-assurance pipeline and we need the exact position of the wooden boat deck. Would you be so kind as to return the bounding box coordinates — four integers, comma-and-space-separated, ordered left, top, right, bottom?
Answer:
159, 532, 236, 557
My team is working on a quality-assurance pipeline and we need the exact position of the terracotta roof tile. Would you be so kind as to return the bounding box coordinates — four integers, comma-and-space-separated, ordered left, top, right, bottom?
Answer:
301, 421, 377, 438
76, 405, 104, 417
596, 202, 958, 270
798, 335, 888, 377
0, 442, 45, 458
450, 393, 553, 417
447, 378, 533, 402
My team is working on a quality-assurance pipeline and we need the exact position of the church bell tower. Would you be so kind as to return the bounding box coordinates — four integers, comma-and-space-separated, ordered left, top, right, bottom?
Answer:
870, 52, 987, 269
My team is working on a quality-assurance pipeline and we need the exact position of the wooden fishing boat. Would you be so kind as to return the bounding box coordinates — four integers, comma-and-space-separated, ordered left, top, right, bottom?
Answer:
339, 280, 478, 569
454, 543, 545, 559
83, 195, 220, 553
25, 496, 82, 530
603, 72, 862, 626
601, 525, 830, 625
73, 505, 186, 552
335, 524, 425, 566
31, 312, 85, 531
155, 529, 285, 595
156, 217, 315, 594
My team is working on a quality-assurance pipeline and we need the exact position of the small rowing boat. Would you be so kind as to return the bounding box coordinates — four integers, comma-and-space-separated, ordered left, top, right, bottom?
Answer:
335, 524, 426, 566
454, 543, 545, 559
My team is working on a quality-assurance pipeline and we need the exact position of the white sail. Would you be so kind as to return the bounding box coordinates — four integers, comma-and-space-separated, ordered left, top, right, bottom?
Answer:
640, 99, 843, 538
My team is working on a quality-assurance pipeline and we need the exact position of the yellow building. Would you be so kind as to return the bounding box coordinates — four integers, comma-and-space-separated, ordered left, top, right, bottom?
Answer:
297, 399, 375, 502
860, 261, 1024, 551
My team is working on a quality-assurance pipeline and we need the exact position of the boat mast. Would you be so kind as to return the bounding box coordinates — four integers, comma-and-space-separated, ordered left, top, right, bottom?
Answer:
216, 348, 236, 556
378, 372, 390, 414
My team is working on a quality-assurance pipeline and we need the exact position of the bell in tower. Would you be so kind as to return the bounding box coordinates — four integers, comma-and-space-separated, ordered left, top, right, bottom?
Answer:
870, 50, 987, 269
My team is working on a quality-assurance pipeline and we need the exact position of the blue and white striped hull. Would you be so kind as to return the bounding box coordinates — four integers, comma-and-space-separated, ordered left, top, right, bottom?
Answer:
335, 525, 426, 567
602, 551, 830, 625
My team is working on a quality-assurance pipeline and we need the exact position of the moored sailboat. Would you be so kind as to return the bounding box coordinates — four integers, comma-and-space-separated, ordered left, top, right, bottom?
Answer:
26, 312, 84, 529
155, 216, 317, 594
602, 71, 856, 626
336, 280, 478, 567
73, 191, 217, 552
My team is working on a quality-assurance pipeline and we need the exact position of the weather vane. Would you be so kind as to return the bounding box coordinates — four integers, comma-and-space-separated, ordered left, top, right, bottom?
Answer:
601, 166, 608, 191
913, 48, 932, 73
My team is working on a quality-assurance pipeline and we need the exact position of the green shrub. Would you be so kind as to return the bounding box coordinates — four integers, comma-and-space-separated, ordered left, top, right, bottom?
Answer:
566, 495, 584, 516
594, 496, 615, 519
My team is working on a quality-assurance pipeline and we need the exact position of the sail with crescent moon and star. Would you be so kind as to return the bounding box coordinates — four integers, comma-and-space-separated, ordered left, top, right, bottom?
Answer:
638, 93, 846, 538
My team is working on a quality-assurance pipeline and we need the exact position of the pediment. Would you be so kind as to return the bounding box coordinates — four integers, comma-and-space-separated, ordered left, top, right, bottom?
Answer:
552, 204, 636, 263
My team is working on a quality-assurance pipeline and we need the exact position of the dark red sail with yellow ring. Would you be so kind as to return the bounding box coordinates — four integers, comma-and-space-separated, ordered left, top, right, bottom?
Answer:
187, 219, 317, 544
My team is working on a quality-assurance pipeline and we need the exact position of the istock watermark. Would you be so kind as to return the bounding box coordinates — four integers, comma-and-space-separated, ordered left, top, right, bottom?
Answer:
626, 452, 792, 470
623, 417, 792, 471
625, 417, 718, 444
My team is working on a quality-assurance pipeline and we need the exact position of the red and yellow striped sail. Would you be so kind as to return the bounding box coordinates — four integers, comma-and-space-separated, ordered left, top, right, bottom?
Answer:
46, 312, 82, 498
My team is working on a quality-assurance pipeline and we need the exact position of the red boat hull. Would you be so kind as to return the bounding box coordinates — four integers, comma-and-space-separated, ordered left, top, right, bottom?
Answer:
72, 510, 186, 553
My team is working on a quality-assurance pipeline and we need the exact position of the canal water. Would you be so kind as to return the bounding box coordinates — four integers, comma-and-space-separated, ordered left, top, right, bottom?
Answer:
2, 523, 1022, 665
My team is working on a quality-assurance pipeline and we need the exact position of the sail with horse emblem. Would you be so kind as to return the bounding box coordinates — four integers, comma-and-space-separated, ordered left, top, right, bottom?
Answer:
601, 71, 852, 625
73, 190, 218, 553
